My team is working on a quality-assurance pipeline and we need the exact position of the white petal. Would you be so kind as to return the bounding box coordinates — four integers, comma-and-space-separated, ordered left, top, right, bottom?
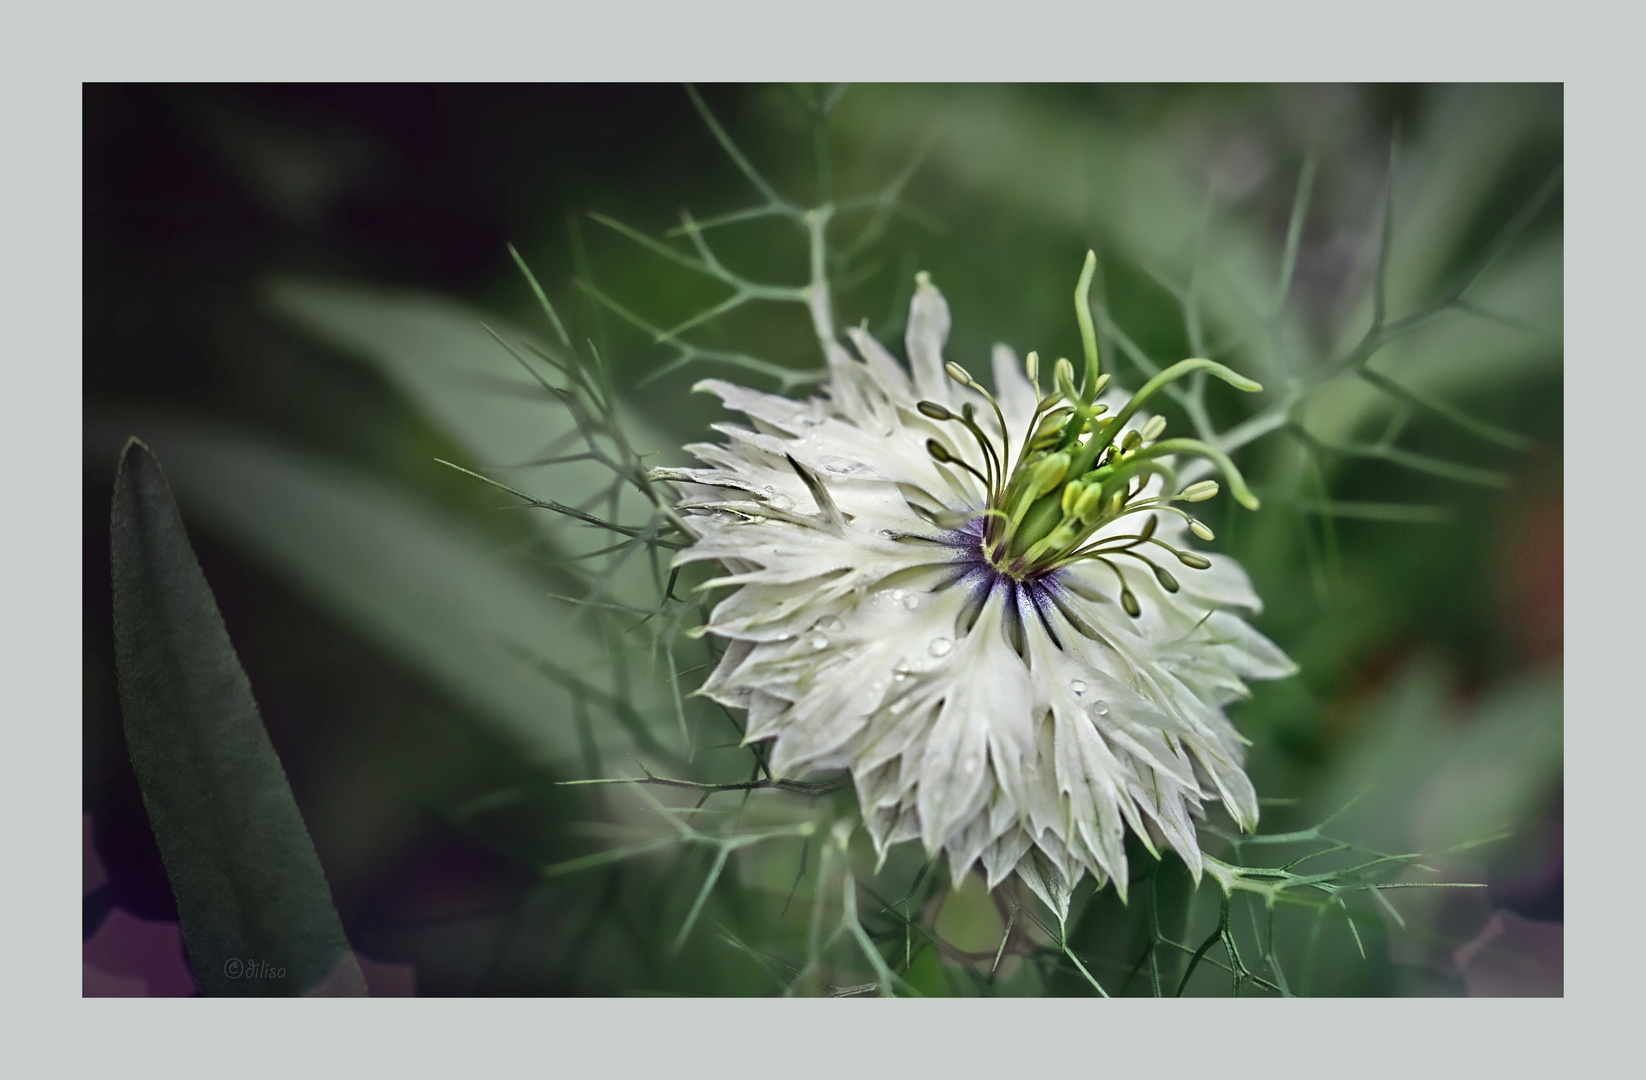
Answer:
916, 591, 1031, 854
905, 273, 953, 405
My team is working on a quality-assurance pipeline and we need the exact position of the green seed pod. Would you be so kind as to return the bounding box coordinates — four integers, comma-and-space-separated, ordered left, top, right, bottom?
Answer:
916, 400, 952, 421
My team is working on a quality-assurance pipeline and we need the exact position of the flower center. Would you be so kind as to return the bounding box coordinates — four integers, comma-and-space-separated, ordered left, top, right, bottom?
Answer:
916, 253, 1268, 616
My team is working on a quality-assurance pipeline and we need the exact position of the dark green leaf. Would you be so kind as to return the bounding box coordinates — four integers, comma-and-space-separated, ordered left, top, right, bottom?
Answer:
110, 439, 366, 997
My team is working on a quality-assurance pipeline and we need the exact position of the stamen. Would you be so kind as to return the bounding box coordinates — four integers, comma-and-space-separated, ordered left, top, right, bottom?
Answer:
1091, 555, 1141, 618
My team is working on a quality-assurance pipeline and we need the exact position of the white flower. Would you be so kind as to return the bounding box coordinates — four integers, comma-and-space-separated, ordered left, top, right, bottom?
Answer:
658, 272, 1295, 919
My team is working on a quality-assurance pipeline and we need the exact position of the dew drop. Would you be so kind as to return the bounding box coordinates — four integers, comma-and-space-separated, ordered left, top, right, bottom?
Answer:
1092, 699, 1110, 717
816, 615, 845, 632
928, 637, 954, 658
805, 632, 829, 652
901, 593, 922, 611
963, 757, 979, 775
1070, 679, 1087, 697
889, 697, 912, 715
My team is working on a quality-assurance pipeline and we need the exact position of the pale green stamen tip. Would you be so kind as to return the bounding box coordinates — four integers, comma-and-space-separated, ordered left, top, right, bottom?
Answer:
944, 361, 973, 386
1072, 484, 1105, 523
1180, 480, 1220, 502
1029, 453, 1071, 499
1189, 519, 1215, 541
1054, 358, 1077, 400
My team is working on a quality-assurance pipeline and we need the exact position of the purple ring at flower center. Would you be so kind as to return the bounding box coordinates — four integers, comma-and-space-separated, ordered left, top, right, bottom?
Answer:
933, 516, 1067, 645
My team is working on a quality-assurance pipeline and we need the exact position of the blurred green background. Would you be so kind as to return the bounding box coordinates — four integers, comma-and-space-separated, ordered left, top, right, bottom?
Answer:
83, 84, 1561, 996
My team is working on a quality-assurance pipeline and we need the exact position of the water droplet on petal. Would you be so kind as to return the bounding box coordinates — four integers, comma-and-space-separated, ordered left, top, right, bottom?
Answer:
928, 637, 953, 658
901, 593, 921, 611
816, 615, 845, 632
963, 757, 978, 775
1092, 699, 1110, 717
805, 632, 829, 652
1070, 679, 1087, 697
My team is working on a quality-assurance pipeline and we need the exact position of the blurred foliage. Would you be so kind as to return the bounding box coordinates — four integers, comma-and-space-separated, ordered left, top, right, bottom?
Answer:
84, 84, 1561, 995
